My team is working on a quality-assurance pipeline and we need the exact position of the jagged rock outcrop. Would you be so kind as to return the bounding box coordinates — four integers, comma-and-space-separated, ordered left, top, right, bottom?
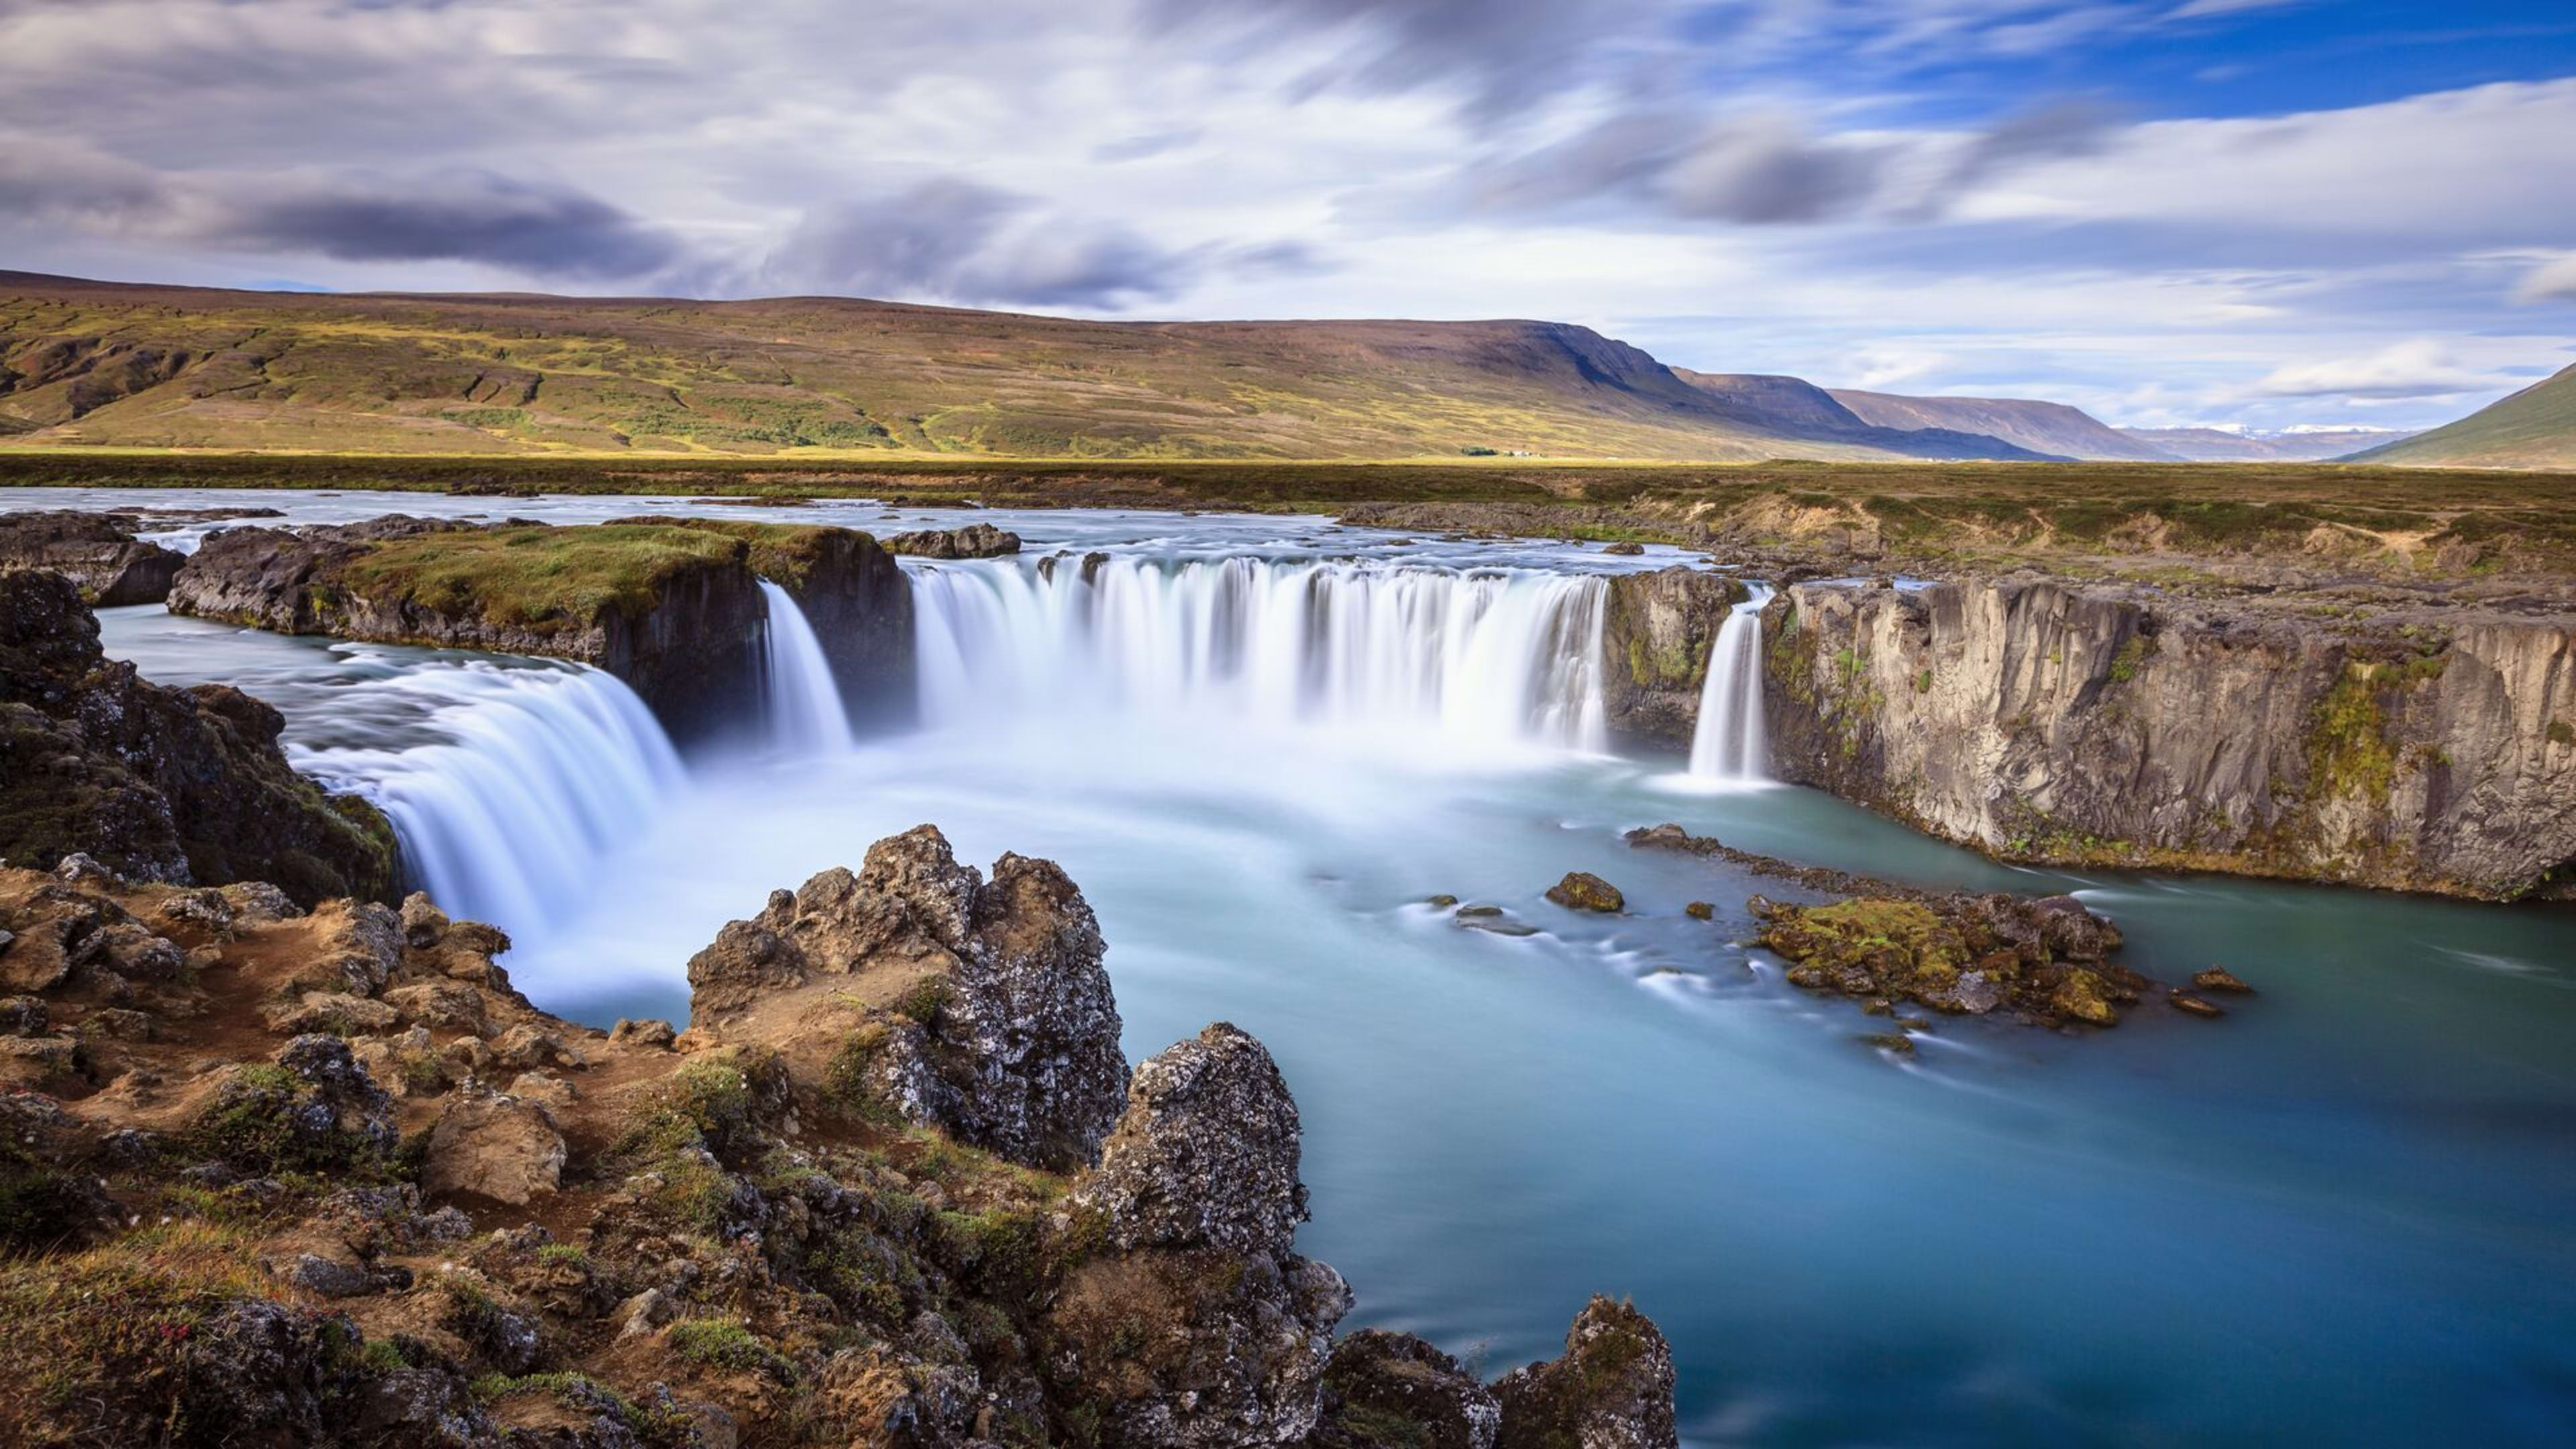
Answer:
1601, 566, 1750, 747
0, 835, 1677, 1449
882, 522, 1022, 559
1311, 1330, 1503, 1449
1493, 1297, 1679, 1449
1763, 578, 2576, 899
1048, 1023, 1349, 1447
686, 824, 1126, 1171
1074, 1022, 1308, 1256
170, 515, 915, 745
0, 570, 396, 905
0, 509, 185, 604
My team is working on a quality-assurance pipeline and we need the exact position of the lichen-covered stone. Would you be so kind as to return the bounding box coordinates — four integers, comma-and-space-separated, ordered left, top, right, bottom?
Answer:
1493, 1296, 1679, 1449
1312, 1329, 1503, 1449
1754, 890, 2141, 1028
1075, 1022, 1307, 1257
687, 824, 1126, 1171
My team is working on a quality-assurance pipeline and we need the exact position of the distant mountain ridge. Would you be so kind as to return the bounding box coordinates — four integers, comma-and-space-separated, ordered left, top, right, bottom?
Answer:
1670, 371, 2062, 461
2348, 364, 2576, 468
1830, 389, 2176, 462
2121, 425, 2424, 463
0, 271, 2051, 464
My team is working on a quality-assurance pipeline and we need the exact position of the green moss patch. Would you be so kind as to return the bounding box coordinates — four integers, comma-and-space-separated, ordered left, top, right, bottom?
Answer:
335, 523, 745, 631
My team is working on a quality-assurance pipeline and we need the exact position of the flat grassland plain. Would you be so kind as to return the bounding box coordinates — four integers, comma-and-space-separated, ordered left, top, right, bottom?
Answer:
6, 450, 2573, 587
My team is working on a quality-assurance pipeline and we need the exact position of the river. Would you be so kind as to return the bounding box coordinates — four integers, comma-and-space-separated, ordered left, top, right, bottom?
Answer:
28, 485, 2573, 1446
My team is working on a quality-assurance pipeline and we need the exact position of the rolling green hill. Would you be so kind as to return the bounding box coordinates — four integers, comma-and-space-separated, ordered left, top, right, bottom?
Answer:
1, 272, 2039, 464
2351, 364, 2576, 468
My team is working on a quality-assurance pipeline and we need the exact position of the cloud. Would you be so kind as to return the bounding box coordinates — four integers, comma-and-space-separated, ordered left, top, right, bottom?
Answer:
2247, 341, 2518, 399
203, 170, 680, 278
1846, 345, 1953, 389
2516, 255, 2576, 305
0, 140, 680, 279
1662, 115, 1886, 224
762, 179, 1193, 309
1149, 0, 1660, 120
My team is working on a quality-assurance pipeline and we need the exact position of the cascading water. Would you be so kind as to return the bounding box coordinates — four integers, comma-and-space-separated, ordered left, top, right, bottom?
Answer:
1687, 588, 1772, 780
908, 555, 1609, 753
757, 580, 854, 754
292, 662, 685, 950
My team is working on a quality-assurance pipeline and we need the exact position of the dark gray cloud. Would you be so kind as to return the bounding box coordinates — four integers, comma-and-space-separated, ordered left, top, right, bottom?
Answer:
208, 170, 681, 278
0, 146, 681, 280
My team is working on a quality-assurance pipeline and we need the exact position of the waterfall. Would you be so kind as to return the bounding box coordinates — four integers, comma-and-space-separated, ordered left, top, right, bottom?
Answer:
292, 662, 685, 951
1687, 589, 1771, 780
909, 556, 1609, 752
758, 580, 854, 754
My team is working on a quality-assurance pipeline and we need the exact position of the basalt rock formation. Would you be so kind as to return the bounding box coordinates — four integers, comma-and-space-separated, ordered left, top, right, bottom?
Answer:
1762, 578, 2576, 899
170, 515, 913, 745
685, 824, 1127, 1173
1600, 566, 1750, 748
883, 523, 1023, 559
0, 826, 1678, 1448
0, 509, 186, 604
607, 515, 917, 729
0, 570, 396, 906
1492, 1297, 1679, 1449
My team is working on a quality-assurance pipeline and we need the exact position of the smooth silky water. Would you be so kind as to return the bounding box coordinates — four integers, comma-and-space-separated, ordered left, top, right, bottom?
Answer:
58, 486, 2576, 1446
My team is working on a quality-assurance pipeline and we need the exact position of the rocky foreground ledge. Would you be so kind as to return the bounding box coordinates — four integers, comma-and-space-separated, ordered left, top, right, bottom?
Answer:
0, 823, 1678, 1448
164, 515, 920, 745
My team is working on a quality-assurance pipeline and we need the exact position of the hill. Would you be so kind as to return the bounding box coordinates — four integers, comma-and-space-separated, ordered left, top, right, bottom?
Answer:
2119, 425, 2420, 462
0, 272, 2038, 463
1670, 371, 2059, 461
1830, 388, 2173, 461
2349, 365, 2576, 468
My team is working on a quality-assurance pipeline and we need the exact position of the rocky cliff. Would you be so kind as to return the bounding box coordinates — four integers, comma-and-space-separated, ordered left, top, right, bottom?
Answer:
1761, 578, 2576, 899
0, 570, 396, 907
169, 517, 914, 745
0, 825, 1676, 1448
0, 509, 185, 604
1600, 566, 1750, 748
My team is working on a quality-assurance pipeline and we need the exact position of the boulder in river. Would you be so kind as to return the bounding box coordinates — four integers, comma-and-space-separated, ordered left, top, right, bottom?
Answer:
1753, 891, 2142, 1028
1545, 872, 1625, 913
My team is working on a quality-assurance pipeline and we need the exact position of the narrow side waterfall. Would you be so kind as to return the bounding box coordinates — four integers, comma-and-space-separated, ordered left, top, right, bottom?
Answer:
1687, 589, 1772, 780
292, 662, 685, 950
757, 580, 855, 754
910, 556, 1609, 752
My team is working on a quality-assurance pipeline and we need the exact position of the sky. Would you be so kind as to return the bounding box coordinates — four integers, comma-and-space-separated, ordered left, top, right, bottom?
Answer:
3, 0, 2573, 431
